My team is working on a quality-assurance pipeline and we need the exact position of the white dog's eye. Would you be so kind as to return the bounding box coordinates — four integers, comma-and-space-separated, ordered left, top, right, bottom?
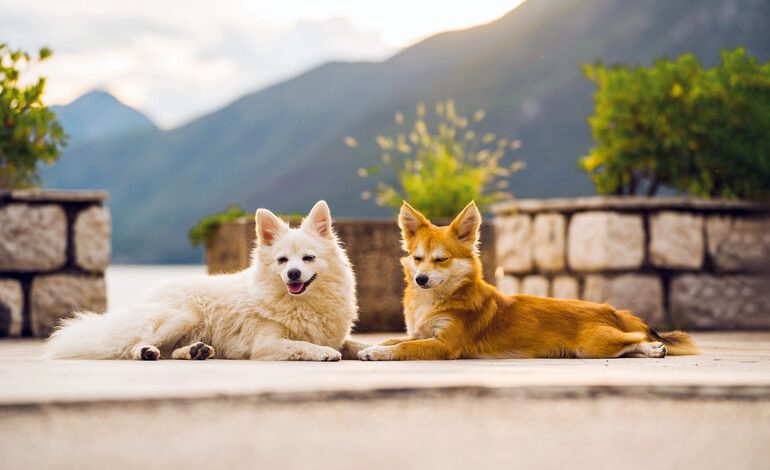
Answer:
277, 256, 288, 264
303, 255, 316, 262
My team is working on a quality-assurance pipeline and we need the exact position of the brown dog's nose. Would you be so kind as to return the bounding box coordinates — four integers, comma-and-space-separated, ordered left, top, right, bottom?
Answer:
415, 274, 429, 286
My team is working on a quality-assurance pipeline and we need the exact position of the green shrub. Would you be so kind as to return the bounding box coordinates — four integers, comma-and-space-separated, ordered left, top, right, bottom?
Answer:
189, 205, 307, 247
346, 100, 523, 219
582, 47, 770, 199
0, 44, 66, 189
188, 204, 246, 247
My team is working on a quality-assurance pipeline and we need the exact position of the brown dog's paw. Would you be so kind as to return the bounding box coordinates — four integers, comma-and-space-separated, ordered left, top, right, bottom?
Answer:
641, 342, 667, 358
357, 346, 394, 361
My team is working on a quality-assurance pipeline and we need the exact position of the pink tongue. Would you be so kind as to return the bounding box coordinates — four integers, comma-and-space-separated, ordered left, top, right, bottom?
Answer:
288, 282, 304, 294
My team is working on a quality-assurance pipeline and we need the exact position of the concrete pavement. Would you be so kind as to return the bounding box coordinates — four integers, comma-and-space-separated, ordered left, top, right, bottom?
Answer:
2, 333, 769, 406
1, 332, 769, 469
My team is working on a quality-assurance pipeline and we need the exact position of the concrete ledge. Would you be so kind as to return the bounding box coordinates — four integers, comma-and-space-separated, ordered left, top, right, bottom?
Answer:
0, 189, 109, 203
3, 389, 768, 470
492, 196, 769, 215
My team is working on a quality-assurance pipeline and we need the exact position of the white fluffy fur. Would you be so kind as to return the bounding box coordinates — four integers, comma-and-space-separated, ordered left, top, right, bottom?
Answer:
44, 201, 359, 361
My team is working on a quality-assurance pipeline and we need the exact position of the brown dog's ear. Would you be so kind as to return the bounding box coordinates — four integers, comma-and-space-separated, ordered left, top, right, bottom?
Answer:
301, 200, 333, 239
255, 209, 289, 247
450, 201, 481, 248
398, 202, 429, 244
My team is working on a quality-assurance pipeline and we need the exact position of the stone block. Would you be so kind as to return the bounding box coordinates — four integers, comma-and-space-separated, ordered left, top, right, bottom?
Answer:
649, 211, 704, 269
497, 275, 520, 295
74, 206, 111, 271
552, 275, 579, 299
706, 216, 770, 272
582, 274, 664, 326
0, 279, 23, 337
30, 274, 107, 338
670, 274, 770, 329
532, 213, 566, 272
568, 212, 644, 271
495, 215, 532, 273
0, 204, 67, 272
521, 275, 549, 297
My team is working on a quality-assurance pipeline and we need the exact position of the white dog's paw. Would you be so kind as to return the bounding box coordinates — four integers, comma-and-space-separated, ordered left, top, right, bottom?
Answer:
172, 341, 215, 360
300, 346, 341, 362
138, 345, 160, 361
358, 345, 395, 361
641, 341, 667, 358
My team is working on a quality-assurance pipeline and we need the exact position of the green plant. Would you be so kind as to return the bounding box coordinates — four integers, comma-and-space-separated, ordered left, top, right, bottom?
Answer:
189, 204, 247, 247
0, 44, 67, 189
582, 47, 770, 199
346, 100, 523, 219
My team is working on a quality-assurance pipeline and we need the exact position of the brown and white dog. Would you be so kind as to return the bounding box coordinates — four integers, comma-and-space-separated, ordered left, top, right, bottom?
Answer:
358, 201, 698, 360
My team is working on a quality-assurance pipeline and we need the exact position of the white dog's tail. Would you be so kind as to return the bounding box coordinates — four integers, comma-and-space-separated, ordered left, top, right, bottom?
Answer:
44, 311, 130, 359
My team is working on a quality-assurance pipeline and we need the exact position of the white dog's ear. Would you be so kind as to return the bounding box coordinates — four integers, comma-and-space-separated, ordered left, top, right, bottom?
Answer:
302, 200, 333, 238
256, 209, 288, 247
398, 202, 429, 243
450, 201, 481, 247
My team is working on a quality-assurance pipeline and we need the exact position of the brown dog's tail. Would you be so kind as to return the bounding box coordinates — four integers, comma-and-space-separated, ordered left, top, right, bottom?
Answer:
615, 309, 699, 355
648, 329, 700, 356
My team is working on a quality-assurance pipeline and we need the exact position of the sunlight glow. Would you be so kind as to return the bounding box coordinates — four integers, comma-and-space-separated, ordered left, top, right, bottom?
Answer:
3, 0, 527, 126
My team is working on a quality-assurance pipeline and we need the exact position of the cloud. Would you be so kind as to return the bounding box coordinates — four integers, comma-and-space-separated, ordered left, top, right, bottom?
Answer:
1, 0, 395, 127
2, 0, 519, 127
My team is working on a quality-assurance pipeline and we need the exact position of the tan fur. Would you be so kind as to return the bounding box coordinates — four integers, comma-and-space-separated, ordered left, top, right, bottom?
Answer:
359, 201, 698, 361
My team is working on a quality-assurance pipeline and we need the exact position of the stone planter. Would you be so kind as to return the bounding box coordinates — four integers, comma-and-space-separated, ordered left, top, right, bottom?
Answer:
207, 197, 769, 332
492, 196, 770, 330
0, 190, 110, 337
206, 218, 496, 332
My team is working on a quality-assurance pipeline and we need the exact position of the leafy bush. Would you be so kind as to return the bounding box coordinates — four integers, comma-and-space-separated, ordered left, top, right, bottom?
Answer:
0, 44, 66, 189
346, 100, 523, 219
189, 205, 308, 247
581, 48, 770, 199
188, 204, 246, 247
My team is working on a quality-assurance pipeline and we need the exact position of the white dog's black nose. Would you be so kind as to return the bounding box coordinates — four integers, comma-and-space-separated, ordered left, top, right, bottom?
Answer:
288, 268, 302, 281
415, 274, 429, 286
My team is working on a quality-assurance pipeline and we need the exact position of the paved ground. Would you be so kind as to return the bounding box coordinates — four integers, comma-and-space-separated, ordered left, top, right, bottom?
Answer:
1, 333, 769, 469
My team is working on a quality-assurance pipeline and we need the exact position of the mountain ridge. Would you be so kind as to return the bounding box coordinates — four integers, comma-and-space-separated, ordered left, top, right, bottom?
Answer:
43, 0, 770, 263
51, 90, 157, 145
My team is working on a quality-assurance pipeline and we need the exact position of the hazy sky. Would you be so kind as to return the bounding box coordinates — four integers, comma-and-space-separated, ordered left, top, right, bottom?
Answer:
3, 0, 524, 128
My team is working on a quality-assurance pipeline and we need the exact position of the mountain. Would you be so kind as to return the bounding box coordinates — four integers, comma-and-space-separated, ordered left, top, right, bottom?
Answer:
43, 0, 770, 263
51, 90, 157, 145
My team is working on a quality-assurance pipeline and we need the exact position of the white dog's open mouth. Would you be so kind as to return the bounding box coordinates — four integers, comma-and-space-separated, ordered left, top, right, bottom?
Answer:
287, 274, 317, 295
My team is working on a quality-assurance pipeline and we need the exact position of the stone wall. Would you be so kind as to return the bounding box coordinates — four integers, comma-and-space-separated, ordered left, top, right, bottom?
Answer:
0, 190, 110, 338
207, 218, 496, 332
492, 197, 770, 330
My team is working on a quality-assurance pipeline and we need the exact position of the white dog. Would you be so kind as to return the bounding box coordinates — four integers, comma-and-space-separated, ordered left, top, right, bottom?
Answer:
45, 201, 364, 361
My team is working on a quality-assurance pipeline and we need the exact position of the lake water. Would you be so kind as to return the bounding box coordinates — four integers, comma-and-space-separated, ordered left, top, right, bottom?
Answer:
106, 265, 207, 311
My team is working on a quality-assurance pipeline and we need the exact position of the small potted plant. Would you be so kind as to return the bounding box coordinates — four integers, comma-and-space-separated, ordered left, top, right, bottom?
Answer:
347, 99, 524, 223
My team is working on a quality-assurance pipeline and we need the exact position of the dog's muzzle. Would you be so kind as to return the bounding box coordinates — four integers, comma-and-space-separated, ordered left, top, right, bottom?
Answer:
287, 274, 317, 295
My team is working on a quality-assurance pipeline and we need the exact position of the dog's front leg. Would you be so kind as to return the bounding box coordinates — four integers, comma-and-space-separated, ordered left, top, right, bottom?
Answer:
359, 319, 463, 361
250, 334, 341, 361
358, 338, 460, 361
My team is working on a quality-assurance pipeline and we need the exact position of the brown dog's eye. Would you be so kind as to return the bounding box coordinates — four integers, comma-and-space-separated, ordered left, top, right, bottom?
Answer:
413, 256, 423, 262
277, 256, 288, 264
434, 257, 448, 263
